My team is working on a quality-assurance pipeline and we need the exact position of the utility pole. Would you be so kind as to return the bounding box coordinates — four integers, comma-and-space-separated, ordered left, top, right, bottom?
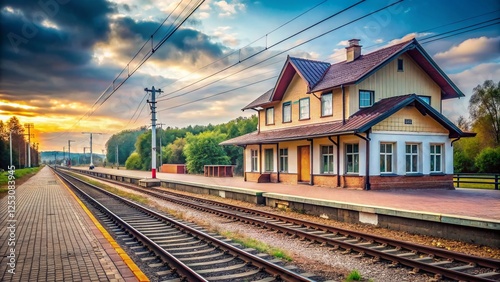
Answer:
63, 146, 66, 165
82, 132, 101, 169
68, 140, 75, 167
54, 152, 57, 165
9, 131, 12, 167
24, 123, 34, 167
145, 86, 163, 179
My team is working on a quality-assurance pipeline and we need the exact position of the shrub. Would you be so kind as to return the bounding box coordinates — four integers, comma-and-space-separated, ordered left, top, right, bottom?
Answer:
125, 152, 142, 170
475, 147, 500, 173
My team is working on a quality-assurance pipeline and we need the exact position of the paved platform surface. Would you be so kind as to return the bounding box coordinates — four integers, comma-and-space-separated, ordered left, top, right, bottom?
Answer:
0, 167, 138, 282
85, 166, 500, 221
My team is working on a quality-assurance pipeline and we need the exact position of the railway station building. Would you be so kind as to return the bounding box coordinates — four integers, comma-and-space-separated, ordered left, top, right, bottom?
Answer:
220, 38, 475, 190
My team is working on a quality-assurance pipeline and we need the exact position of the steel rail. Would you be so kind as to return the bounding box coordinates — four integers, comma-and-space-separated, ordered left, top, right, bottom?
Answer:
59, 167, 500, 281
54, 169, 207, 282
54, 168, 316, 282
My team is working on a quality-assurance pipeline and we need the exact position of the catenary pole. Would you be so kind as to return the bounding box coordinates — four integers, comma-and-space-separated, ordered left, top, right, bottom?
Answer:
82, 132, 102, 169
144, 86, 163, 178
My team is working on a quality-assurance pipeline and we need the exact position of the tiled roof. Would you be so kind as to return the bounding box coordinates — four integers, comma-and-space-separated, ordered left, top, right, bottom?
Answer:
242, 38, 463, 111
221, 94, 471, 146
289, 57, 331, 88
312, 40, 413, 92
242, 88, 273, 110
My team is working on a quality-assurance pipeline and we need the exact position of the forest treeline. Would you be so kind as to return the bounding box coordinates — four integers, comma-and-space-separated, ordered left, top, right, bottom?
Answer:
105, 115, 257, 174
0, 117, 40, 170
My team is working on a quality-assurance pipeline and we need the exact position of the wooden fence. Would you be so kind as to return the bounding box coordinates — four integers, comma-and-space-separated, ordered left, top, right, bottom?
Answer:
453, 173, 499, 190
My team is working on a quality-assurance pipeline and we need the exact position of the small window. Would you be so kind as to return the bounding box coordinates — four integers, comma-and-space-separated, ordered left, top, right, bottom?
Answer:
279, 148, 288, 172
430, 144, 443, 173
405, 144, 419, 173
359, 90, 374, 108
251, 150, 258, 172
345, 143, 359, 173
265, 107, 274, 125
282, 102, 291, 123
321, 146, 334, 174
397, 58, 404, 72
418, 95, 431, 105
299, 98, 310, 120
321, 93, 333, 117
380, 143, 394, 173
264, 148, 273, 172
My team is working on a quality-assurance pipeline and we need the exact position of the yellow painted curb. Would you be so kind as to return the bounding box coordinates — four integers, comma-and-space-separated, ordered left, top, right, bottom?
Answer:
54, 171, 150, 282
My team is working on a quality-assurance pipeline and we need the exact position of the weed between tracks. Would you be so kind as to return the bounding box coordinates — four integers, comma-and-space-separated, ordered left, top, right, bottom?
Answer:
219, 230, 293, 261
67, 172, 151, 205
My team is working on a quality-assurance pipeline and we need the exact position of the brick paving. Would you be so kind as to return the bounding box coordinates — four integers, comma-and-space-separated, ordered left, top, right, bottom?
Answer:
0, 166, 137, 282
89, 167, 500, 221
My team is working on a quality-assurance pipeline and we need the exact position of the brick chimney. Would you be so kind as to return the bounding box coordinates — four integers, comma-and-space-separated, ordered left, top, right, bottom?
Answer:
346, 39, 362, 62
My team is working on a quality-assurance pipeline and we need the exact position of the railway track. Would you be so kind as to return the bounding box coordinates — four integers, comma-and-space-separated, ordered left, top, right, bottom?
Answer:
62, 167, 500, 282
52, 168, 319, 282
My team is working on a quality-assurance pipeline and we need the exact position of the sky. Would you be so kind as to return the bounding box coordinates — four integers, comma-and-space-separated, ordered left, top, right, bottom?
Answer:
1, 0, 499, 153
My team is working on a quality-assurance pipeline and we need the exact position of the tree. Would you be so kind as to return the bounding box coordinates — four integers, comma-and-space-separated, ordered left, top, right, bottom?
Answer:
475, 147, 500, 173
125, 152, 142, 170
163, 137, 186, 164
105, 128, 146, 166
469, 80, 500, 147
184, 131, 230, 174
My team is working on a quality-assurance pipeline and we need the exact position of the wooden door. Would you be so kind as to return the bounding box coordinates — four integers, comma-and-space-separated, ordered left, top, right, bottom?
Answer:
298, 146, 310, 182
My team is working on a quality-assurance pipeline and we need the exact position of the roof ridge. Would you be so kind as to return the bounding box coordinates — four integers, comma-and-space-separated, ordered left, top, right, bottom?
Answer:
289, 56, 330, 65
330, 38, 415, 67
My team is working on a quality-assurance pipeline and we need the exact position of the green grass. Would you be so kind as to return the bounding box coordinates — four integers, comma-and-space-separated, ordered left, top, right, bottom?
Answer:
454, 177, 498, 190
0, 167, 42, 192
220, 230, 293, 261
345, 270, 362, 281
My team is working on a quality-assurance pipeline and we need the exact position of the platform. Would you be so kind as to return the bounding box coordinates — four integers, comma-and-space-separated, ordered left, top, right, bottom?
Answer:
67, 166, 500, 247
0, 166, 144, 281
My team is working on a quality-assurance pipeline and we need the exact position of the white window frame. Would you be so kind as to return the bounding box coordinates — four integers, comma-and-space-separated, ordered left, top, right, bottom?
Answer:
299, 98, 310, 120
279, 148, 288, 172
380, 143, 394, 174
321, 145, 334, 174
345, 143, 359, 174
405, 143, 420, 173
430, 144, 443, 173
251, 149, 258, 172
321, 93, 333, 117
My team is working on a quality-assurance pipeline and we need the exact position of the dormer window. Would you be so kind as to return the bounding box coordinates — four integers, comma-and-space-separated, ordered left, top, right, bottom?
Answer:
265, 107, 274, 125
359, 90, 374, 108
397, 58, 404, 72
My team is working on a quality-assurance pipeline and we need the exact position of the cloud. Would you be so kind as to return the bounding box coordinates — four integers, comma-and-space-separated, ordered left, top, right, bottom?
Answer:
213, 26, 240, 47
385, 32, 432, 45
434, 36, 500, 69
443, 62, 500, 121
214, 0, 245, 17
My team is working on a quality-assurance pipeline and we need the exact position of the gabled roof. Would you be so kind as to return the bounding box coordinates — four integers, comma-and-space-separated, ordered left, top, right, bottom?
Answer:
221, 94, 474, 146
242, 88, 273, 110
242, 38, 464, 110
242, 56, 330, 110
311, 39, 464, 100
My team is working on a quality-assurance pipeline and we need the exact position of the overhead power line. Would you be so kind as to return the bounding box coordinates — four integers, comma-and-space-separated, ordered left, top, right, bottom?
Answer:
156, 0, 403, 105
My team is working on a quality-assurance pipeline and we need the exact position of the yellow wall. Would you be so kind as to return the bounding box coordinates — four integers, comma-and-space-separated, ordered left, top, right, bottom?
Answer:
259, 74, 345, 131
258, 54, 442, 132
350, 53, 442, 114
372, 107, 448, 133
